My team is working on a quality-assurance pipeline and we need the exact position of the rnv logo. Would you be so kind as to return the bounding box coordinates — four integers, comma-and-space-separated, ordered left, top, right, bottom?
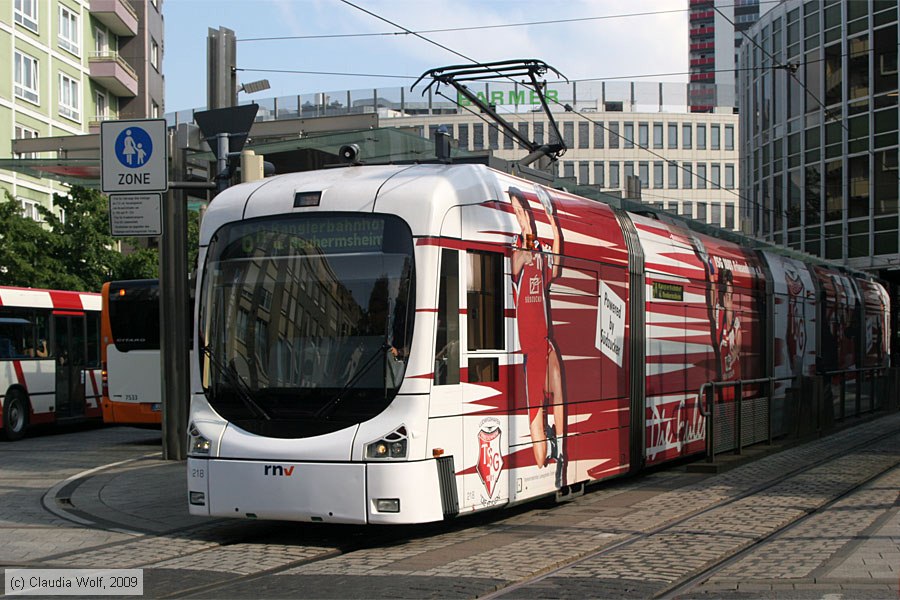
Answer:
263, 465, 295, 476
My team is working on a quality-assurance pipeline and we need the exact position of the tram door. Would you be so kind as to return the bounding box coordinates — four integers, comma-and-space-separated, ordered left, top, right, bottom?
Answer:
53, 313, 87, 418
460, 249, 510, 511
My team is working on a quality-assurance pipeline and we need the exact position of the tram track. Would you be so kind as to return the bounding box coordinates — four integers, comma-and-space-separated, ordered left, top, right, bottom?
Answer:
24, 414, 900, 599
480, 425, 900, 599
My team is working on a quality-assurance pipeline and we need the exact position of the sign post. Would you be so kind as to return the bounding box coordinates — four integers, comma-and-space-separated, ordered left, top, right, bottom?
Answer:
101, 119, 168, 237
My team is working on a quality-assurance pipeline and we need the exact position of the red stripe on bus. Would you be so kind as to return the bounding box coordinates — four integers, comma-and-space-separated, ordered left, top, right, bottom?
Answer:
52, 310, 85, 317
48, 290, 85, 311
12, 361, 27, 391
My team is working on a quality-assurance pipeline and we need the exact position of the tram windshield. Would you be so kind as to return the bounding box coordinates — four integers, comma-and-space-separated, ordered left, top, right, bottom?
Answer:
199, 213, 415, 438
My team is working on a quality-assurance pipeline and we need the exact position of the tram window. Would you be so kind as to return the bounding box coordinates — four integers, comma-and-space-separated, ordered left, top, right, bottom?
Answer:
468, 357, 498, 383
467, 251, 504, 351
434, 249, 460, 385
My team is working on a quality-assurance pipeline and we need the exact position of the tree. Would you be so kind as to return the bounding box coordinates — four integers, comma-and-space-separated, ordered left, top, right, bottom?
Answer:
38, 186, 121, 292
0, 192, 56, 288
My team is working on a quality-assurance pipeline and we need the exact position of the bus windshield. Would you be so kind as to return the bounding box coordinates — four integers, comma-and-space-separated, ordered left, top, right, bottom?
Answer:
199, 213, 415, 438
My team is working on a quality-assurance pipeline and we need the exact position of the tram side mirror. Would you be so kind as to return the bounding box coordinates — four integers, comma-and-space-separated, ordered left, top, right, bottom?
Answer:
339, 144, 360, 164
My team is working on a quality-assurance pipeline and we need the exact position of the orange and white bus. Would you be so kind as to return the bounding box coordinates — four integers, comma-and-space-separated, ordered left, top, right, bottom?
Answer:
0, 286, 102, 441
100, 279, 162, 426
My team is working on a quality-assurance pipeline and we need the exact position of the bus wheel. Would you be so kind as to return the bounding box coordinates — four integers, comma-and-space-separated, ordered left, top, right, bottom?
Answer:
2, 390, 29, 442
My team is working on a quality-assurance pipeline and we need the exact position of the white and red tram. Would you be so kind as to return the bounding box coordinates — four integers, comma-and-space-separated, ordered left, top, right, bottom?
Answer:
187, 163, 890, 524
0, 286, 103, 440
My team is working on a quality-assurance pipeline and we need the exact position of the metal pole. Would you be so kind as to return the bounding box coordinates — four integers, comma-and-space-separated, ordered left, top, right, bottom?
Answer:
160, 130, 191, 461
706, 385, 715, 463
735, 380, 743, 454
216, 133, 230, 194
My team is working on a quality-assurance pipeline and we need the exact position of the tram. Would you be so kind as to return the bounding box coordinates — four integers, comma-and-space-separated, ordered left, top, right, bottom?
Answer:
187, 163, 890, 524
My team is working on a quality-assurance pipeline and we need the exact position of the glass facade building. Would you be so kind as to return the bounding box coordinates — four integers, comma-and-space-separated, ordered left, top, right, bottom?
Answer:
739, 0, 899, 274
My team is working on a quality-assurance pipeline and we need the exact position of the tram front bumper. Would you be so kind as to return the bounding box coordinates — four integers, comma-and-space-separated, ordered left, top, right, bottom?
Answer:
187, 457, 445, 524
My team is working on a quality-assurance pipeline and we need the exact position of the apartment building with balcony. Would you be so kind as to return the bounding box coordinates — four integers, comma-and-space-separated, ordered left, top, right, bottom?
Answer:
0, 0, 163, 219
688, 0, 771, 112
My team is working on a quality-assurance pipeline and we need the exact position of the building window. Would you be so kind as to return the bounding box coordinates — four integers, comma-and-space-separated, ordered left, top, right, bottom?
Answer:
683, 162, 693, 189
96, 91, 107, 121
150, 39, 159, 71
578, 121, 589, 149
624, 162, 635, 184
579, 162, 589, 185
488, 125, 498, 150
473, 123, 484, 150
59, 73, 80, 121
14, 125, 39, 159
533, 122, 544, 145
667, 123, 677, 149
725, 164, 735, 188
14, 51, 39, 104
682, 201, 693, 218
593, 161, 604, 187
724, 124, 734, 150
564, 161, 575, 179
697, 202, 708, 221
725, 203, 735, 229
668, 162, 678, 188
14, 0, 38, 33
639, 161, 649, 189
711, 163, 721, 188
711, 203, 721, 227
696, 163, 707, 188
593, 122, 604, 149
516, 122, 527, 149
152, 100, 160, 119
19, 198, 43, 222
563, 121, 574, 148
59, 5, 80, 55
609, 161, 620, 189
697, 124, 707, 150
653, 122, 663, 149
653, 162, 664, 189
609, 122, 619, 149
624, 122, 634, 148
710, 124, 720, 150
638, 122, 649, 148
682, 123, 692, 149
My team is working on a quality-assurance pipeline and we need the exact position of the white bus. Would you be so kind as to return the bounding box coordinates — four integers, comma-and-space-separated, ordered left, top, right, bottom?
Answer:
0, 286, 103, 440
186, 163, 889, 524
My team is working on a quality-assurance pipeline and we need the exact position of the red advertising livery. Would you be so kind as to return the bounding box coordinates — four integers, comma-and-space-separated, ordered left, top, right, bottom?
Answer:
0, 286, 102, 440
187, 163, 890, 524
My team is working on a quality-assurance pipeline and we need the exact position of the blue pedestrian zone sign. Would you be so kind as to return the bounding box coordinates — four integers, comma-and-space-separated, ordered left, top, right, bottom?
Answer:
101, 119, 168, 193
115, 127, 153, 168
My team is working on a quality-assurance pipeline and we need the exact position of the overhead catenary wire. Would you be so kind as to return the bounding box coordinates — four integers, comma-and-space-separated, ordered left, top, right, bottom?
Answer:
237, 1, 784, 42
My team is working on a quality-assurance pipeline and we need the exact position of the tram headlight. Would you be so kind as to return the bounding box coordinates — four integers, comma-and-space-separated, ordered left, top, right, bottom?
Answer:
188, 422, 211, 456
365, 426, 408, 459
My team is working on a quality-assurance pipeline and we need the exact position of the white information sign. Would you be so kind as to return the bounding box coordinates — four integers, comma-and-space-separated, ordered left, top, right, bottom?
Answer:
596, 281, 625, 367
101, 119, 168, 193
109, 194, 163, 237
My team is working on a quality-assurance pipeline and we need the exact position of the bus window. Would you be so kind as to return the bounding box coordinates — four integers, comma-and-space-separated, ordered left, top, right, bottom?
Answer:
0, 309, 33, 358
466, 251, 504, 351
435, 249, 460, 385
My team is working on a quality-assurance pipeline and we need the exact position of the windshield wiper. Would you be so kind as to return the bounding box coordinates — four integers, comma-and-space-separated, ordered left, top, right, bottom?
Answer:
200, 344, 272, 421
314, 343, 390, 419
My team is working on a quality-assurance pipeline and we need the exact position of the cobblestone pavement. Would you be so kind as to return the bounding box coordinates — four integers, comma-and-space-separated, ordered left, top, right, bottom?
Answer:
0, 415, 898, 599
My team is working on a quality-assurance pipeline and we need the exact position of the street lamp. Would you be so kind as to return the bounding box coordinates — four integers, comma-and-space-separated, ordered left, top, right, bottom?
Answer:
239, 79, 270, 95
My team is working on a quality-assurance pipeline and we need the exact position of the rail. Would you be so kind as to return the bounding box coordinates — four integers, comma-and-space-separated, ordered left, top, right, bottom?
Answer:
698, 366, 893, 464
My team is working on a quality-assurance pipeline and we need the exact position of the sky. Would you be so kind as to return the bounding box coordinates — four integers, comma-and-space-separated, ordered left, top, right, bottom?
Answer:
162, 0, 689, 114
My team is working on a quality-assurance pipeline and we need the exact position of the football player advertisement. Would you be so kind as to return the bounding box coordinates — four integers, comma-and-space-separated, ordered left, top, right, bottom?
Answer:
508, 185, 568, 488
716, 267, 742, 401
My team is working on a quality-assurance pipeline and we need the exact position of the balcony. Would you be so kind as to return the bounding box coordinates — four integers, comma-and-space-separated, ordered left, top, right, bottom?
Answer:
690, 72, 716, 82
690, 26, 715, 37
690, 57, 715, 67
690, 10, 714, 21
690, 42, 715, 51
88, 52, 138, 97
89, 0, 138, 36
